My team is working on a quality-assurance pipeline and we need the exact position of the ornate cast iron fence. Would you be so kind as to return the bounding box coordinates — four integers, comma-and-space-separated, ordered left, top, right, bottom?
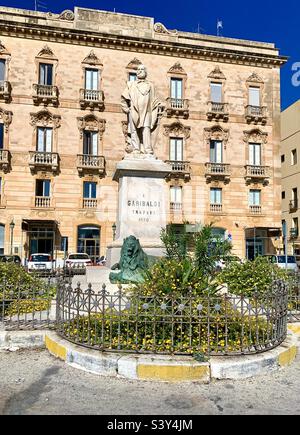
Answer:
56, 281, 288, 356
287, 272, 300, 322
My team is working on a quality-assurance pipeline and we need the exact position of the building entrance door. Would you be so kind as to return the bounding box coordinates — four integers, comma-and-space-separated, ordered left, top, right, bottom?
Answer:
77, 226, 100, 263
29, 227, 54, 256
246, 238, 264, 260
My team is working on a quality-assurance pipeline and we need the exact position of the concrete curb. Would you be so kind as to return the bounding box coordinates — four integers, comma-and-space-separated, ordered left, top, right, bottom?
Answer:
0, 330, 45, 351
44, 330, 298, 382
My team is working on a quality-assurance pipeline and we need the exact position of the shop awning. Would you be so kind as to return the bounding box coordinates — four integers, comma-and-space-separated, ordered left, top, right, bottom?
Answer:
22, 219, 59, 231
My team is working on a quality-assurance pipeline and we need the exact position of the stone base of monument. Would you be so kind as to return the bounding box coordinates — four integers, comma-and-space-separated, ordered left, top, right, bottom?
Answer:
85, 266, 131, 294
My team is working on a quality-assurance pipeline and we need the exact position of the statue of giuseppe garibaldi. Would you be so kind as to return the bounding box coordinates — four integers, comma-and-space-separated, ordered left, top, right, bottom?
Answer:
121, 64, 163, 156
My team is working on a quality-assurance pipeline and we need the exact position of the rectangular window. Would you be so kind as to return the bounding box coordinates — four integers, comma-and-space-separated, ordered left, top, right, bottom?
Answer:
249, 189, 261, 206
281, 154, 285, 163
292, 188, 298, 202
249, 86, 260, 106
210, 82, 222, 103
210, 188, 222, 204
0, 123, 4, 150
37, 127, 52, 152
36, 179, 50, 197
210, 140, 223, 163
169, 138, 183, 161
170, 186, 182, 204
282, 191, 285, 200
83, 131, 98, 155
39, 63, 53, 86
170, 78, 183, 100
249, 143, 261, 165
128, 72, 137, 82
0, 59, 6, 81
293, 218, 299, 237
85, 68, 99, 91
83, 181, 97, 199
291, 149, 297, 165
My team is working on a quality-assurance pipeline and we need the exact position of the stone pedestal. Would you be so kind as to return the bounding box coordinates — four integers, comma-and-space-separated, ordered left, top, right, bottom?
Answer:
106, 156, 171, 267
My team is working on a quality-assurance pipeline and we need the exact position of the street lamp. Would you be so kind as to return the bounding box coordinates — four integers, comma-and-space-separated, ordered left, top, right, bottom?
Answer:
9, 219, 15, 255
112, 223, 116, 241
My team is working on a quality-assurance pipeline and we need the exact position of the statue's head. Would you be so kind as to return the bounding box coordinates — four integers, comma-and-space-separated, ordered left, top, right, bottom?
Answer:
136, 64, 147, 80
122, 235, 141, 258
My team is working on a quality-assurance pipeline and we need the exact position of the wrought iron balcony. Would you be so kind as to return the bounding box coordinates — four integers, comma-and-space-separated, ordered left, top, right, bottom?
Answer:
245, 165, 270, 185
83, 198, 98, 209
245, 105, 267, 125
205, 162, 231, 183
0, 149, 10, 172
289, 199, 298, 213
165, 160, 191, 180
79, 89, 105, 110
170, 202, 182, 212
29, 151, 59, 172
166, 98, 189, 118
249, 205, 262, 215
207, 101, 229, 121
210, 203, 223, 213
0, 81, 11, 102
33, 84, 59, 106
77, 154, 105, 175
35, 196, 51, 208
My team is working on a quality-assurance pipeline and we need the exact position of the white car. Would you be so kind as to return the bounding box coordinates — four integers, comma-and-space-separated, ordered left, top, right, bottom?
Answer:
65, 253, 93, 271
27, 253, 54, 274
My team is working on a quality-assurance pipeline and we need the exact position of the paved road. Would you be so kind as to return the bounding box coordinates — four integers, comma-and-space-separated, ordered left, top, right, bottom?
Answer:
0, 349, 300, 415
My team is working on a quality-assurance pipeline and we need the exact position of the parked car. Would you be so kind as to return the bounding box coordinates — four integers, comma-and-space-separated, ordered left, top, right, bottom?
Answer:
0, 254, 22, 264
27, 253, 54, 274
65, 253, 92, 275
263, 254, 298, 271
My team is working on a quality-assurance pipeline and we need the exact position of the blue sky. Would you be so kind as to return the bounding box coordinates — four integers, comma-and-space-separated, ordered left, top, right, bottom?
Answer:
1, 0, 299, 109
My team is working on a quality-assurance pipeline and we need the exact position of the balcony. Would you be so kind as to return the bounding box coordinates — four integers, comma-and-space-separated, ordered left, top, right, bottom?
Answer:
245, 105, 267, 125
77, 154, 105, 176
79, 89, 105, 110
249, 205, 262, 215
210, 204, 223, 214
166, 98, 189, 118
83, 198, 97, 209
170, 202, 182, 212
0, 81, 11, 102
205, 163, 231, 183
165, 160, 191, 180
0, 149, 10, 172
35, 196, 51, 208
289, 199, 298, 213
33, 84, 59, 106
245, 165, 270, 185
207, 102, 229, 121
29, 152, 59, 173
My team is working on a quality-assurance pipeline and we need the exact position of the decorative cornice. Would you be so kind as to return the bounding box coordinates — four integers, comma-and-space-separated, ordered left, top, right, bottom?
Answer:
163, 121, 191, 139
82, 50, 102, 66
168, 62, 186, 75
77, 114, 106, 138
243, 128, 268, 143
208, 66, 226, 80
0, 40, 9, 55
154, 22, 178, 35
0, 21, 287, 69
58, 10, 75, 21
30, 110, 61, 128
36, 44, 56, 59
126, 58, 142, 70
204, 125, 229, 146
0, 107, 12, 132
247, 72, 264, 83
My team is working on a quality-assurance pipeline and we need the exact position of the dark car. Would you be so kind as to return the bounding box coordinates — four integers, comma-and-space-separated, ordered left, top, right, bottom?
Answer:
0, 254, 22, 264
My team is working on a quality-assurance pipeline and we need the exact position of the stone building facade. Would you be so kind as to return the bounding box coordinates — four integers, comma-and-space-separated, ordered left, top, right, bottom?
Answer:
281, 100, 300, 255
0, 6, 287, 262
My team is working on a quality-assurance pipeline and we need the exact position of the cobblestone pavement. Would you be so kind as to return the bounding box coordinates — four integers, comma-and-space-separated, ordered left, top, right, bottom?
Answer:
0, 349, 300, 415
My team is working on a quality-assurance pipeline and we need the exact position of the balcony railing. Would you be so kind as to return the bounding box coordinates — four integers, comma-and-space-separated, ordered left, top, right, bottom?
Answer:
166, 98, 189, 118
210, 203, 223, 213
0, 80, 11, 102
245, 105, 267, 125
289, 199, 298, 213
205, 162, 231, 183
0, 149, 10, 172
249, 205, 262, 215
79, 89, 104, 110
35, 196, 51, 208
77, 154, 105, 175
83, 198, 97, 209
165, 160, 191, 180
170, 202, 182, 212
245, 165, 270, 185
33, 84, 59, 106
207, 101, 229, 121
29, 151, 59, 172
